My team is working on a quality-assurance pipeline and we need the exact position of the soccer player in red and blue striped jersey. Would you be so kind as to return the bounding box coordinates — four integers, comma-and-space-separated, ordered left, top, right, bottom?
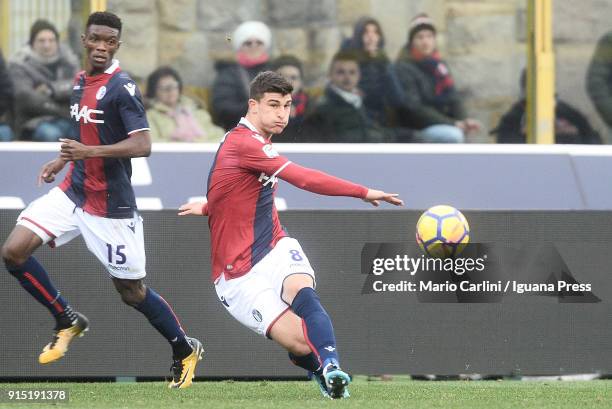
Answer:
179, 71, 403, 398
2, 12, 202, 389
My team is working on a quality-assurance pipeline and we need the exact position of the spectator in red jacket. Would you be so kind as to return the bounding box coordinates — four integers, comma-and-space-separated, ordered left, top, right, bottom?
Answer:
395, 14, 480, 143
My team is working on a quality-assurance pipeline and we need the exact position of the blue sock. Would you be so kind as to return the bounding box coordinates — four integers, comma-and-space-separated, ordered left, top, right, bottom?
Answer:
7, 256, 75, 328
289, 352, 322, 374
134, 287, 191, 359
291, 287, 340, 369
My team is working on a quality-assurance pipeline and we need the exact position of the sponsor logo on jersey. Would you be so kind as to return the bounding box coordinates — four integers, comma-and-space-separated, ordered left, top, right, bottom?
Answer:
106, 264, 130, 272
324, 345, 336, 352
258, 172, 279, 187
96, 86, 107, 100
262, 144, 279, 158
70, 104, 104, 124
123, 82, 136, 96
252, 309, 263, 323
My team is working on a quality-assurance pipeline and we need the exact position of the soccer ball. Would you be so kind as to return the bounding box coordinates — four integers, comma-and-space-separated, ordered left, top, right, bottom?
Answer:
416, 205, 470, 258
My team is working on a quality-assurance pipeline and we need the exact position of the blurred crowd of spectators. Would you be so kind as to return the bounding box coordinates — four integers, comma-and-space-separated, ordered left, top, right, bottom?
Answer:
0, 14, 609, 144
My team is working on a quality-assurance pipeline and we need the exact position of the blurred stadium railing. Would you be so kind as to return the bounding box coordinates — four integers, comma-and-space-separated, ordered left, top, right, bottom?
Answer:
3, 143, 612, 211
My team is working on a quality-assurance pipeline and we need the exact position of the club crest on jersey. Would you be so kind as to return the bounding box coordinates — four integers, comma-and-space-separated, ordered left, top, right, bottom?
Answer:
262, 144, 279, 158
70, 103, 104, 124
258, 172, 278, 187
96, 86, 106, 100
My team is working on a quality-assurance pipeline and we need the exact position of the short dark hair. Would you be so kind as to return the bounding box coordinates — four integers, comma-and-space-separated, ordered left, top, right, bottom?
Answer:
271, 55, 303, 77
29, 19, 59, 46
146, 66, 183, 99
329, 50, 360, 73
249, 71, 293, 101
86, 11, 122, 36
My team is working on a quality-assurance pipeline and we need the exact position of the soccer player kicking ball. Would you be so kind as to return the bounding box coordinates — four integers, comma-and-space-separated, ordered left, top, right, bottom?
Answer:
178, 71, 403, 399
1, 12, 203, 389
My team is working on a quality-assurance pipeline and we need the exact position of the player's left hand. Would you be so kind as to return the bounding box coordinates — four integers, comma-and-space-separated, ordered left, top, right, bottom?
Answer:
37, 157, 67, 186
178, 201, 207, 216
59, 138, 91, 161
363, 189, 404, 207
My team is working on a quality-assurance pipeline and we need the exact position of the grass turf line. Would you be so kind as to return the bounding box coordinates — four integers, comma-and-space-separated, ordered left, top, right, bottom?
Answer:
0, 379, 610, 409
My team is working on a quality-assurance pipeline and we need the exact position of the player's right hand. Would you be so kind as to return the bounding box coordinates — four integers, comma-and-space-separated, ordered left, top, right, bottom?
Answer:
178, 201, 208, 216
37, 158, 66, 186
363, 189, 404, 207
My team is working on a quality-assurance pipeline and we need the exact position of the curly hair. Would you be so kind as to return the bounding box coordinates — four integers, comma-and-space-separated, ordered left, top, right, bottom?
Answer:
86, 11, 122, 35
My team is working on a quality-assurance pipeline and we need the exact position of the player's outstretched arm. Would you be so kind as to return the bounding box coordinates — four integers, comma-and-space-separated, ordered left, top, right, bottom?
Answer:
279, 163, 404, 206
37, 156, 67, 186
178, 201, 208, 216
59, 131, 151, 161
363, 189, 404, 207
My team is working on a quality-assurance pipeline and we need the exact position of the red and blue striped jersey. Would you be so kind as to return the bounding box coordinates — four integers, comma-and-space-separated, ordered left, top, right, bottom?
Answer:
59, 60, 149, 218
207, 118, 291, 281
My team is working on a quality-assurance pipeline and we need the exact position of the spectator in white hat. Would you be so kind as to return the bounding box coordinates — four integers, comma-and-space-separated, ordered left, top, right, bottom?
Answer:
211, 21, 273, 130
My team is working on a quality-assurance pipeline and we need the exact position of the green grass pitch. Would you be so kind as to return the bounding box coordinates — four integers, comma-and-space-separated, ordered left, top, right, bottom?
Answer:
0, 378, 610, 409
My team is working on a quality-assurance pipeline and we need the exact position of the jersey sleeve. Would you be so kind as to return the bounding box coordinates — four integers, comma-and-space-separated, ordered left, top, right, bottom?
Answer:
238, 135, 291, 176
278, 162, 368, 198
116, 80, 150, 135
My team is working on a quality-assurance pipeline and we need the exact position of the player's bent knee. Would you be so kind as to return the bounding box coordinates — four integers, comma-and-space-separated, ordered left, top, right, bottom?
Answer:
114, 279, 146, 306
282, 273, 314, 305
1, 241, 27, 269
2, 227, 41, 268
